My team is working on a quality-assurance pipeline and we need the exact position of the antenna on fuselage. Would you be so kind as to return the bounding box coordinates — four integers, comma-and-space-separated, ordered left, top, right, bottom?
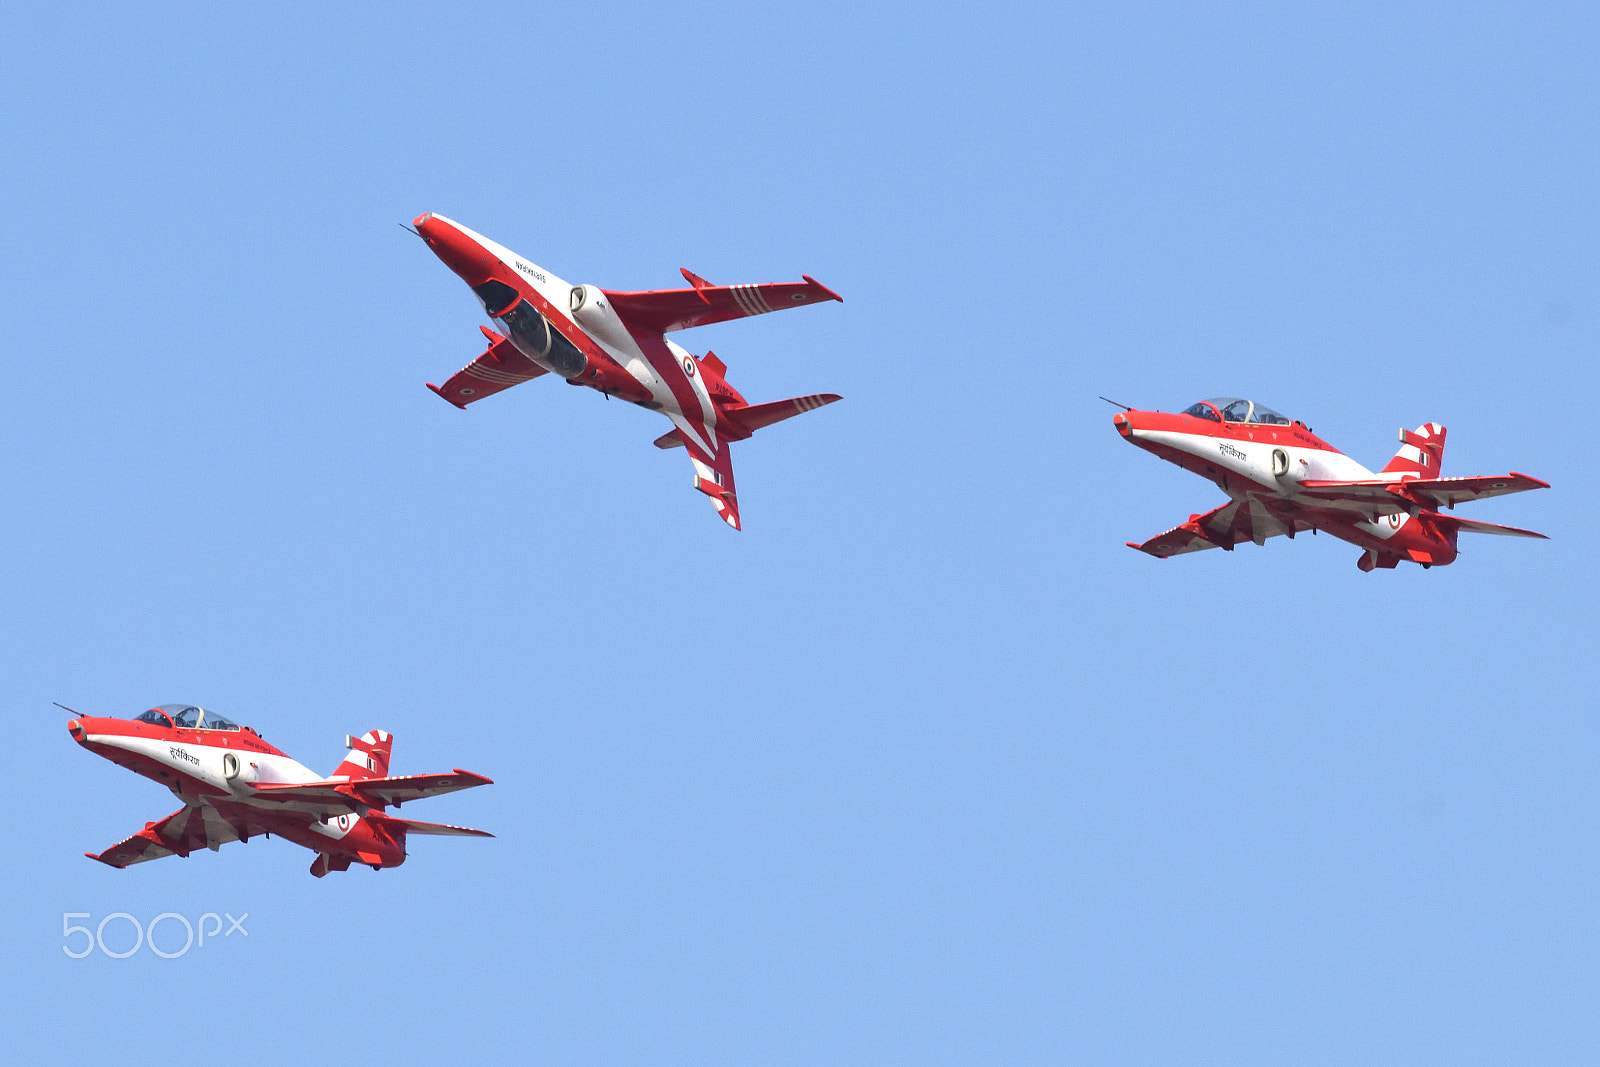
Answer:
1099, 396, 1134, 411
399, 222, 422, 237
53, 701, 79, 716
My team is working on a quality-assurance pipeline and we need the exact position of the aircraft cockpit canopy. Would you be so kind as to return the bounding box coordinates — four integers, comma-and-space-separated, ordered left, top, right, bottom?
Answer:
1184, 397, 1291, 425
141, 704, 242, 731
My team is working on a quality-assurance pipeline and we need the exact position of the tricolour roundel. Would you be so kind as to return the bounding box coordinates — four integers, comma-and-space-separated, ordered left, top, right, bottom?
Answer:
682, 355, 695, 377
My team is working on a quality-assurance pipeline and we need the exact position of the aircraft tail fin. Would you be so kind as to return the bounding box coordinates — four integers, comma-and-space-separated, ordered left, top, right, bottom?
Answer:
689, 438, 741, 530
330, 730, 392, 781
1380, 423, 1446, 478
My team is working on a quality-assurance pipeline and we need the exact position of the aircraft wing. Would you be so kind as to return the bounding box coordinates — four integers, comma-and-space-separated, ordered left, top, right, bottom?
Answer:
250, 770, 494, 813
1129, 499, 1312, 558
603, 271, 842, 334
427, 325, 548, 408
1296, 472, 1548, 512
86, 802, 267, 868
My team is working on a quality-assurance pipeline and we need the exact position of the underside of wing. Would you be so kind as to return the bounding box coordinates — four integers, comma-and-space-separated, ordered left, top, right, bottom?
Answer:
86, 802, 264, 868
249, 770, 493, 813
603, 271, 842, 334
427, 326, 549, 408
1129, 499, 1311, 558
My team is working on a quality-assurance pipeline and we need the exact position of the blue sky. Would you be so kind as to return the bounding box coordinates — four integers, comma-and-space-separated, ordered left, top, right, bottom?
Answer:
3, 3, 1598, 1062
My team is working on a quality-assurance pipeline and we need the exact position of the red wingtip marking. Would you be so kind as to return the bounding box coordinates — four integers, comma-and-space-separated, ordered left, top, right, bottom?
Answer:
802, 275, 843, 302
427, 383, 468, 410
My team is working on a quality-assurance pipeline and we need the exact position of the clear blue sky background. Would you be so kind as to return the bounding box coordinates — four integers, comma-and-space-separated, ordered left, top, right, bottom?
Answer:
4, 4, 1597, 1062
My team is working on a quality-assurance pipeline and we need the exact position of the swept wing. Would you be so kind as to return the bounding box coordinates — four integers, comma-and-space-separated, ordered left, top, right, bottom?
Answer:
87, 802, 269, 868
427, 326, 549, 409
1129, 500, 1313, 558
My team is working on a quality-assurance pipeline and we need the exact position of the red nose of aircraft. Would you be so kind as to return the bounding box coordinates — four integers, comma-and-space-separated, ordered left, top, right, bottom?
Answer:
68, 718, 85, 743
413, 213, 493, 284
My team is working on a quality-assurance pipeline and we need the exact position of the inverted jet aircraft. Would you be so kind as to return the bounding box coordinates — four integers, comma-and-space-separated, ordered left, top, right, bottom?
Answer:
412, 213, 843, 529
69, 705, 492, 877
1112, 397, 1548, 571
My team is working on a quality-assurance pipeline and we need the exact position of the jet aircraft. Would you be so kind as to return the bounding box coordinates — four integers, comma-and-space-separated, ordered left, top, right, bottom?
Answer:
1112, 397, 1548, 571
69, 705, 492, 877
412, 213, 843, 529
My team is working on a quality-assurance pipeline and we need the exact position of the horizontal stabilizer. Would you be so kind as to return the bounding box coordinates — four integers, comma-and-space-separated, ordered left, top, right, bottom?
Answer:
654, 428, 685, 450
378, 815, 494, 838
1437, 516, 1548, 539
723, 393, 842, 435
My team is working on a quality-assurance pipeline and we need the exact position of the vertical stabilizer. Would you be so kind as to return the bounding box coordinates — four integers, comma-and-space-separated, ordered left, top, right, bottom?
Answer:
330, 730, 393, 781
1380, 423, 1446, 478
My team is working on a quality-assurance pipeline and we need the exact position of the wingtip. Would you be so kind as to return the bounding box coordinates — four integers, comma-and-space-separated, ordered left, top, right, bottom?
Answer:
802, 275, 844, 302
427, 383, 468, 410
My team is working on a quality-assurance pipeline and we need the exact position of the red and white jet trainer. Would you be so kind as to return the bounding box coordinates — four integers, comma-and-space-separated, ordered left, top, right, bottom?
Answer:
412, 213, 844, 529
69, 704, 492, 877
1113, 397, 1549, 571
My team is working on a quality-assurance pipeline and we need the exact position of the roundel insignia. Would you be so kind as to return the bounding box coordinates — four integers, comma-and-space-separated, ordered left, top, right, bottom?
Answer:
1388, 512, 1403, 529
460, 388, 476, 397
1491, 482, 1508, 490
682, 356, 696, 377
791, 293, 805, 301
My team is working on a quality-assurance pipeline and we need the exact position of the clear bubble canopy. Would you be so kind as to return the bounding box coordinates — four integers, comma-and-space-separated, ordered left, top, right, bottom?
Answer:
135, 704, 242, 730
1182, 397, 1290, 425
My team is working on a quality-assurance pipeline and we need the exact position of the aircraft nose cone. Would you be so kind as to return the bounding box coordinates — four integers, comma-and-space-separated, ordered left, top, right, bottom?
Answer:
1113, 411, 1133, 439
68, 719, 85, 743
413, 213, 491, 283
